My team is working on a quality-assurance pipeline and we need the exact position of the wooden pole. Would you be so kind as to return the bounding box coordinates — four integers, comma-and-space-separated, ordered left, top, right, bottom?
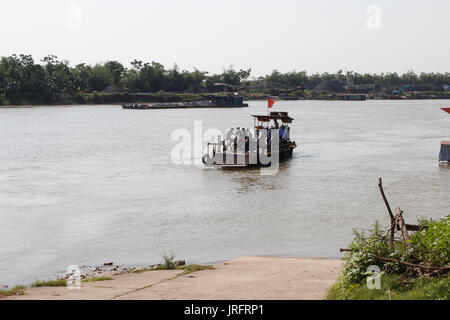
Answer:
378, 178, 394, 221
395, 207, 410, 242
378, 178, 395, 245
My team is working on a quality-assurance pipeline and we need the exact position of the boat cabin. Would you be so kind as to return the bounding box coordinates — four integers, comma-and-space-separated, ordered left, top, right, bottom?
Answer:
251, 111, 294, 140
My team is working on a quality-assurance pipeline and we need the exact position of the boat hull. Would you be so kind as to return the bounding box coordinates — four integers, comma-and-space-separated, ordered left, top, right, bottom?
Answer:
203, 144, 296, 168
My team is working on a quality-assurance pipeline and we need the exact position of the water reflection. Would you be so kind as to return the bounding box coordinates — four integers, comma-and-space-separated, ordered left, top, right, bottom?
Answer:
219, 161, 292, 194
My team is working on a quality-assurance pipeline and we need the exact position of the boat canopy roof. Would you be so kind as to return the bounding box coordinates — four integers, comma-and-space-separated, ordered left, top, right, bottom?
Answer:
251, 111, 294, 123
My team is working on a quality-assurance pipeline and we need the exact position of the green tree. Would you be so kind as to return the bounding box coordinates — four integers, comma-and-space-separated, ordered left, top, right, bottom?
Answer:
104, 61, 125, 85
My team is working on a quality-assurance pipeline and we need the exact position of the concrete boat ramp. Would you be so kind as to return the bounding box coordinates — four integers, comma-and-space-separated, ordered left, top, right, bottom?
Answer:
6, 256, 341, 300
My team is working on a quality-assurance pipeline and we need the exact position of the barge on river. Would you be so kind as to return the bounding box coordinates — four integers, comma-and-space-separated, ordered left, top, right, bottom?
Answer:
122, 95, 248, 110
202, 111, 297, 168
328, 93, 367, 101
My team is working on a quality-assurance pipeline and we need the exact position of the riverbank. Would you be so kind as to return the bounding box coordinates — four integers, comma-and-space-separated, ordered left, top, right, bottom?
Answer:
1, 98, 450, 109
1, 91, 450, 107
3, 256, 341, 300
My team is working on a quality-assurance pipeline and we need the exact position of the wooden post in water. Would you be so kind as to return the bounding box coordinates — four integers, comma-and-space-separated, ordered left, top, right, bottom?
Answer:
378, 178, 395, 246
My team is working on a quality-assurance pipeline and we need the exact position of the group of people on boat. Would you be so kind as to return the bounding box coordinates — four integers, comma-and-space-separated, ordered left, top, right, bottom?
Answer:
224, 127, 251, 152
270, 120, 291, 140
222, 123, 291, 153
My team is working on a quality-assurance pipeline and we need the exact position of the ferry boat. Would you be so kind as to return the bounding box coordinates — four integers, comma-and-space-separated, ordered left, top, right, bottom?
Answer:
122, 95, 248, 110
202, 111, 297, 168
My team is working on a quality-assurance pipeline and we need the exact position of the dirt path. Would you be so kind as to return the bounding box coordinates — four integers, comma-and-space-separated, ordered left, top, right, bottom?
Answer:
7, 256, 341, 300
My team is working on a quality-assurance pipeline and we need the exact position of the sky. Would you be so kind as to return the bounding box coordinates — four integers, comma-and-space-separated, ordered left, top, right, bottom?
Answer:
1, 0, 449, 77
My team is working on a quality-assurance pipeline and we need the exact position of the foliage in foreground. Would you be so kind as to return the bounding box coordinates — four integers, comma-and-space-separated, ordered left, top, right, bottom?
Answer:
152, 253, 214, 275
328, 273, 449, 300
329, 215, 449, 300
161, 252, 177, 270
81, 276, 113, 282
31, 279, 67, 287
0, 285, 26, 298
177, 264, 214, 275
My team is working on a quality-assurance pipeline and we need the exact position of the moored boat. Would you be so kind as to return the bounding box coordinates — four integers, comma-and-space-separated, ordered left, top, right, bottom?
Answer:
122, 104, 151, 109
122, 95, 248, 110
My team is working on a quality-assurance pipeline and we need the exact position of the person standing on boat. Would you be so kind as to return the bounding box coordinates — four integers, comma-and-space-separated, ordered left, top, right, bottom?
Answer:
274, 120, 279, 129
234, 128, 243, 151
227, 128, 234, 140
245, 128, 251, 139
279, 125, 285, 140
285, 127, 290, 140
226, 128, 234, 151
246, 128, 255, 152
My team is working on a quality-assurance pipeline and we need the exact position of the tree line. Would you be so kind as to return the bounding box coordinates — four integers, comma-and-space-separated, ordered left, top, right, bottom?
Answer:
0, 54, 449, 104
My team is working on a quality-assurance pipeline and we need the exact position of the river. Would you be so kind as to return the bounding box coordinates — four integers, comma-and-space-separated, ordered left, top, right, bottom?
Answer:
0, 100, 448, 286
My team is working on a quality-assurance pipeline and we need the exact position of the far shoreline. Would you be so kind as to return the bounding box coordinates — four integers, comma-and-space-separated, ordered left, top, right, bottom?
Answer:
1, 97, 449, 109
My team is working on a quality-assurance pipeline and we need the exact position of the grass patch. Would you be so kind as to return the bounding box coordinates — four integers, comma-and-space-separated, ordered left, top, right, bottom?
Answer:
327, 274, 450, 300
176, 264, 214, 275
31, 279, 67, 287
151, 263, 214, 273
0, 285, 26, 298
150, 254, 214, 275
81, 276, 113, 283
130, 268, 148, 274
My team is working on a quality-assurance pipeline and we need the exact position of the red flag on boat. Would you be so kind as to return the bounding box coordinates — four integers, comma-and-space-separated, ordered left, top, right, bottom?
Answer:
442, 107, 450, 114
268, 98, 275, 108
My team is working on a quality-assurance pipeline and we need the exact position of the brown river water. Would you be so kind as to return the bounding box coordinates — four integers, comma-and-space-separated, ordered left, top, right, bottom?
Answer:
0, 100, 449, 286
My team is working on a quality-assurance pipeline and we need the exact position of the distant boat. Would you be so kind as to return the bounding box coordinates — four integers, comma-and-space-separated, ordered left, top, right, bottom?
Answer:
329, 93, 367, 101
122, 104, 151, 109
442, 107, 450, 114
387, 94, 407, 100
122, 95, 248, 110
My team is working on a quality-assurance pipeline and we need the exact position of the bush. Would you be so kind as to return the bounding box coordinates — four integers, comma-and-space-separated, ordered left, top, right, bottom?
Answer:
409, 216, 450, 267
0, 285, 26, 298
332, 215, 449, 300
161, 253, 176, 270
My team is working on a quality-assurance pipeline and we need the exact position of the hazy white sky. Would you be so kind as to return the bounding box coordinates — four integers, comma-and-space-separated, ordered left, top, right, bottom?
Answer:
1, 0, 449, 76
